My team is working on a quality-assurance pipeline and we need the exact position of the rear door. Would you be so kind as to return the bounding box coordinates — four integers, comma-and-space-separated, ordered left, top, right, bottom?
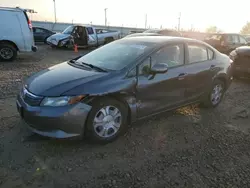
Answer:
33, 28, 46, 42
19, 10, 34, 51
86, 27, 97, 46
184, 42, 217, 101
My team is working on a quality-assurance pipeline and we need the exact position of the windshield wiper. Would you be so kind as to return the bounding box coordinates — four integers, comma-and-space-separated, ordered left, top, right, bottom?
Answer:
69, 60, 107, 72
81, 62, 107, 72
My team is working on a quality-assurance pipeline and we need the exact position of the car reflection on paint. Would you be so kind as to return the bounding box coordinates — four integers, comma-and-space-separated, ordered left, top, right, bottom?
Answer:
16, 36, 233, 143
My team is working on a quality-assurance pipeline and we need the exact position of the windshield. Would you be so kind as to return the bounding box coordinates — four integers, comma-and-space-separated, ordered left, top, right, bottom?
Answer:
75, 40, 155, 71
62, 26, 74, 34
143, 29, 160, 34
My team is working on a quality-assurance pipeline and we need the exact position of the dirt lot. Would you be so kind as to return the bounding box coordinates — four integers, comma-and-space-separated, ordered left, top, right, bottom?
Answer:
1, 44, 250, 188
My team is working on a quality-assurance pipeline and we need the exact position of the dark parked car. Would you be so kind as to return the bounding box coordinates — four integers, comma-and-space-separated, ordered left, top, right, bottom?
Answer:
125, 29, 182, 38
204, 33, 249, 54
16, 36, 233, 143
33, 27, 55, 43
229, 46, 250, 78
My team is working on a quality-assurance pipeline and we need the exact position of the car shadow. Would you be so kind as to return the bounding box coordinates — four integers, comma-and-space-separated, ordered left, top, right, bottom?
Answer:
21, 103, 201, 147
233, 76, 250, 83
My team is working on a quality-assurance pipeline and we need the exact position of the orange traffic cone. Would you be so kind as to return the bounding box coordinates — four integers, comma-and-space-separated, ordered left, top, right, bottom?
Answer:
74, 44, 78, 52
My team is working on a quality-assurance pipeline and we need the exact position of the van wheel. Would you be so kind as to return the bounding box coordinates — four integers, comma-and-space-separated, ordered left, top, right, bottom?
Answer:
0, 44, 17, 61
85, 98, 128, 144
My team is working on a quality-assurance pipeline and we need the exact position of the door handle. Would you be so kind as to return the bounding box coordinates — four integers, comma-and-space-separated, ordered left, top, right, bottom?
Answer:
178, 73, 187, 80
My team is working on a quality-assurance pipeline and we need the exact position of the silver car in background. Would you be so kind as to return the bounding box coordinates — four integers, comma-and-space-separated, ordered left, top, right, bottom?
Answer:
46, 25, 121, 48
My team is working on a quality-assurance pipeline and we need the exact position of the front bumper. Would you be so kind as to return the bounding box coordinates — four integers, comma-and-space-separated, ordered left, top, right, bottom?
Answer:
16, 94, 92, 139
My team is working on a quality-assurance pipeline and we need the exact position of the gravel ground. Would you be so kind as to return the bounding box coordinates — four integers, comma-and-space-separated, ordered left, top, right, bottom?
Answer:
1, 45, 250, 188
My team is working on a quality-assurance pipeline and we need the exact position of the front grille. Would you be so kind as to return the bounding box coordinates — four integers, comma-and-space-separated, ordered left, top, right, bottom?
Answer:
21, 88, 43, 106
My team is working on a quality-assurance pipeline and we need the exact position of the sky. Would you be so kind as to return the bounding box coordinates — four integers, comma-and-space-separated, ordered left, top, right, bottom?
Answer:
1, 0, 250, 32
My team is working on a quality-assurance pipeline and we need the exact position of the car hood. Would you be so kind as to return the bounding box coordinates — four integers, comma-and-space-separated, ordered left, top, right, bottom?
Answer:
25, 62, 107, 96
47, 33, 70, 44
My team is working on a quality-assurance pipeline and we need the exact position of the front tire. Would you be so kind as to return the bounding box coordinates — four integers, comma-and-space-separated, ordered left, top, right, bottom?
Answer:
0, 44, 17, 62
85, 98, 128, 144
202, 79, 225, 108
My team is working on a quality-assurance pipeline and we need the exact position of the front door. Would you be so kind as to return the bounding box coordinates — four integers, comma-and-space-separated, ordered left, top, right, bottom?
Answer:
184, 43, 218, 101
136, 43, 188, 118
73, 26, 88, 46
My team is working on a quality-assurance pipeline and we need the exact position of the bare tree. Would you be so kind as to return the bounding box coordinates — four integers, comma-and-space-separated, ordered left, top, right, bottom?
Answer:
240, 22, 250, 34
205, 26, 222, 33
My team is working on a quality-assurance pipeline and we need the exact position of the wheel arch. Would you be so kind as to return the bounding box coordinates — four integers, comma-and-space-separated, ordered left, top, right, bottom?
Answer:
0, 40, 19, 51
213, 73, 228, 88
86, 92, 137, 125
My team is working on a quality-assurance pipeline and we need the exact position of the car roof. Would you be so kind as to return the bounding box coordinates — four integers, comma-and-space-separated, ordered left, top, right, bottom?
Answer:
33, 27, 48, 30
0, 7, 23, 12
121, 36, 207, 45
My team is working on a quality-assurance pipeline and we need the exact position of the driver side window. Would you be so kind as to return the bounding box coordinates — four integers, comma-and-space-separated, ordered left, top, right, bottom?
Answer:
138, 43, 184, 76
151, 44, 184, 68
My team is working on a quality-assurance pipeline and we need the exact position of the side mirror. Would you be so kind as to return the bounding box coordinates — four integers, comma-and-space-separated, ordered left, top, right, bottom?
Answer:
151, 63, 168, 74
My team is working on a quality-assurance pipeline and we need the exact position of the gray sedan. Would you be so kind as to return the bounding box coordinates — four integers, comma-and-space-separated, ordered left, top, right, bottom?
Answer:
16, 36, 233, 143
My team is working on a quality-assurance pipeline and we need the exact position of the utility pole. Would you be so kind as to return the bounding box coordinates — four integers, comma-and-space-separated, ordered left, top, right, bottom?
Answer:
178, 12, 181, 31
145, 14, 147, 29
53, 0, 57, 23
104, 8, 108, 26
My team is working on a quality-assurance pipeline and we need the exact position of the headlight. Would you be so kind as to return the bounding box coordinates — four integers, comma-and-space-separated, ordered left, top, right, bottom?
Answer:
40, 95, 85, 107
59, 39, 69, 46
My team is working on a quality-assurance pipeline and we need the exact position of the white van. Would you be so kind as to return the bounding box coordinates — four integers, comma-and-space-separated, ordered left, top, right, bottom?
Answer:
0, 7, 37, 61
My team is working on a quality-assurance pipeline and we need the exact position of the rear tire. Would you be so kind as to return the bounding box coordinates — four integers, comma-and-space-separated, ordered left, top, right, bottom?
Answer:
85, 98, 128, 144
0, 44, 17, 62
202, 79, 225, 108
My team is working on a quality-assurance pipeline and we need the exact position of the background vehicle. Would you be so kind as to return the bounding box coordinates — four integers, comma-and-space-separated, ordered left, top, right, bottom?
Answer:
16, 36, 233, 144
243, 35, 250, 43
0, 7, 37, 61
125, 28, 182, 38
46, 25, 121, 48
229, 46, 250, 78
33, 27, 55, 43
204, 33, 249, 54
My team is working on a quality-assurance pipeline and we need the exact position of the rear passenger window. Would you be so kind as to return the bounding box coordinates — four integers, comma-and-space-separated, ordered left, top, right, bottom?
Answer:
188, 44, 208, 63
87, 27, 94, 35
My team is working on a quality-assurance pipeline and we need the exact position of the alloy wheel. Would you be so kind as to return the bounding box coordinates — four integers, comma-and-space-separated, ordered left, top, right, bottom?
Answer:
0, 48, 13, 60
210, 84, 223, 105
93, 105, 122, 138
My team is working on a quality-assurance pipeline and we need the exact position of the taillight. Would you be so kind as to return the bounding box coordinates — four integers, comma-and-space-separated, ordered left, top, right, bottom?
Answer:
28, 20, 32, 29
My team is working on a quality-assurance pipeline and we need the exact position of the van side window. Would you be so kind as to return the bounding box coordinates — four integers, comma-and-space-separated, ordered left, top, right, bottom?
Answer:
87, 27, 94, 35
